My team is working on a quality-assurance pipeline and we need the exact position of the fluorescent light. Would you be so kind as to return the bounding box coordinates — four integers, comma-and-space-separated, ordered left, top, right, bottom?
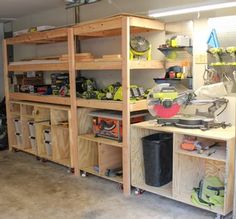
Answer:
149, 1, 236, 18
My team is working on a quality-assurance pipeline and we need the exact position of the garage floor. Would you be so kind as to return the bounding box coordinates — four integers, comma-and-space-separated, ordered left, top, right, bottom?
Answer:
0, 151, 216, 219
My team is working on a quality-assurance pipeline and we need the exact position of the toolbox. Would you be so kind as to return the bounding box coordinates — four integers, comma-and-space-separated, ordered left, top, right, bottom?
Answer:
89, 110, 147, 142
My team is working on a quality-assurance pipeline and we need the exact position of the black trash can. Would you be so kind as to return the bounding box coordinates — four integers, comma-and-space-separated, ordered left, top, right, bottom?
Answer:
142, 133, 173, 187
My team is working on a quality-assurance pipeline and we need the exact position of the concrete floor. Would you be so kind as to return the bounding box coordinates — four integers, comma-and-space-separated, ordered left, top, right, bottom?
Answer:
0, 150, 217, 219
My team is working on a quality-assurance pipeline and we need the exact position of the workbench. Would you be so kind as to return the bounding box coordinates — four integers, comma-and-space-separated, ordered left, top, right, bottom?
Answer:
131, 120, 235, 217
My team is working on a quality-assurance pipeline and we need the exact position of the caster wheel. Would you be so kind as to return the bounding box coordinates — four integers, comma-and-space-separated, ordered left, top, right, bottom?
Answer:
12, 148, 19, 153
67, 168, 74, 174
134, 188, 144, 195
81, 172, 87, 177
41, 158, 47, 163
36, 156, 40, 161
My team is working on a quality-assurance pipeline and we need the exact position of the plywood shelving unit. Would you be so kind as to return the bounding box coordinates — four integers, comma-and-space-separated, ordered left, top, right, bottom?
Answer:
7, 101, 72, 168
4, 14, 164, 195
72, 14, 164, 195
3, 27, 77, 171
131, 120, 235, 216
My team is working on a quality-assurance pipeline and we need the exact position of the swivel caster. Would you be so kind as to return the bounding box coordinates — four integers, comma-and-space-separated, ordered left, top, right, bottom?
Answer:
67, 168, 74, 174
12, 148, 19, 153
81, 171, 87, 177
134, 188, 144, 195
36, 156, 40, 161
41, 158, 47, 163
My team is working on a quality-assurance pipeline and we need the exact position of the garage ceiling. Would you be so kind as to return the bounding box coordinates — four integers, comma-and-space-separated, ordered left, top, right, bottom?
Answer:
0, 0, 64, 19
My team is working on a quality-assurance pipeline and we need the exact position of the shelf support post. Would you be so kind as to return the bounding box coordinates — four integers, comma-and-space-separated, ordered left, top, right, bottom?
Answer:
68, 28, 79, 174
122, 16, 131, 195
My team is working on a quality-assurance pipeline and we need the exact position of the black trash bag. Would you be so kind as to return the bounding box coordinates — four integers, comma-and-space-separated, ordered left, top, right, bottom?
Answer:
0, 97, 8, 150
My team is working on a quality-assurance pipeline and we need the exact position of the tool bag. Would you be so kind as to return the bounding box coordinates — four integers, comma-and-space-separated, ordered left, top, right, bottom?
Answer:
191, 176, 224, 208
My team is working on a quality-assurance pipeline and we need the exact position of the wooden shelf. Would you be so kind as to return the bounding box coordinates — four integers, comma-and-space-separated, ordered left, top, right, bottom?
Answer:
77, 99, 147, 111
132, 120, 235, 141
75, 60, 163, 70
176, 147, 226, 163
81, 166, 123, 184
74, 14, 164, 38
130, 60, 163, 69
77, 98, 123, 110
8, 61, 68, 72
78, 134, 123, 148
10, 93, 70, 106
129, 100, 147, 112
12, 145, 37, 156
76, 61, 121, 70
6, 28, 68, 45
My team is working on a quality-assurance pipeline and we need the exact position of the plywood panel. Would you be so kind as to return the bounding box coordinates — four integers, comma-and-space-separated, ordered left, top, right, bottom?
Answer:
52, 126, 70, 161
77, 108, 94, 135
35, 122, 51, 157
34, 107, 50, 122
99, 143, 122, 175
21, 119, 33, 149
174, 154, 205, 200
224, 138, 235, 214
51, 109, 68, 125
78, 137, 98, 169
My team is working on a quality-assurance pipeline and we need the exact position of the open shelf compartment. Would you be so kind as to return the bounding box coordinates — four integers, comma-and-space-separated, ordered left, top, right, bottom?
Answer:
78, 136, 123, 184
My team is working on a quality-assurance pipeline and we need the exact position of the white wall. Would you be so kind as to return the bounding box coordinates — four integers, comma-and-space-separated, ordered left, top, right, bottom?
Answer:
0, 23, 4, 99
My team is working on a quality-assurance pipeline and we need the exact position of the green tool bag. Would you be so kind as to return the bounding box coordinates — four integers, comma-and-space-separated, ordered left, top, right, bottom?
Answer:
191, 176, 225, 208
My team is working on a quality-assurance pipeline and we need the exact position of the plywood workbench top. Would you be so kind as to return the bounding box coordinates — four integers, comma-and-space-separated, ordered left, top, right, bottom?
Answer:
132, 120, 235, 141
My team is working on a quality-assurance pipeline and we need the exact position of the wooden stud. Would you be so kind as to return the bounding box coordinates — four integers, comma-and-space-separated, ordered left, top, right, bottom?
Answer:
121, 16, 131, 195
68, 28, 79, 174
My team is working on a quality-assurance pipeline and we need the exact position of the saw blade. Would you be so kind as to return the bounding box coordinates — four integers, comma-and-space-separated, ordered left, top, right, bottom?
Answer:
153, 103, 180, 118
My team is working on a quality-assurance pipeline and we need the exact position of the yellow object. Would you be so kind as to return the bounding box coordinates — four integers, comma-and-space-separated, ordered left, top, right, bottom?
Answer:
176, 72, 182, 78
130, 46, 152, 61
153, 90, 178, 100
170, 39, 177, 47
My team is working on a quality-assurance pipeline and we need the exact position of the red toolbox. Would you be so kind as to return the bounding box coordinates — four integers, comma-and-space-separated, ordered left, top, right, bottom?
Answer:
89, 110, 147, 142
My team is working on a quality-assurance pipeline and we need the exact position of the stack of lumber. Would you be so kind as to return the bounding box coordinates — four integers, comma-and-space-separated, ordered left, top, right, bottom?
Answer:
59, 53, 94, 62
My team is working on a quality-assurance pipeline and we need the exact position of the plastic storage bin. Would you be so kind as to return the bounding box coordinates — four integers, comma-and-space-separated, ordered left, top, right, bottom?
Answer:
28, 121, 36, 137
15, 132, 22, 146
29, 136, 37, 152
43, 129, 51, 142
44, 141, 52, 157
142, 133, 173, 187
14, 119, 22, 134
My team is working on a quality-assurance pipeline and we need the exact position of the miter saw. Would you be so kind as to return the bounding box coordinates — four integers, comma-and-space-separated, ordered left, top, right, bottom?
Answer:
147, 82, 231, 130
